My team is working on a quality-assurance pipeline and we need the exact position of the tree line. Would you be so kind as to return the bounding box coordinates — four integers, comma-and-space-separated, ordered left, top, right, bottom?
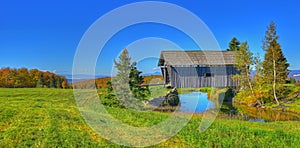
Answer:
0, 67, 68, 88
230, 22, 298, 107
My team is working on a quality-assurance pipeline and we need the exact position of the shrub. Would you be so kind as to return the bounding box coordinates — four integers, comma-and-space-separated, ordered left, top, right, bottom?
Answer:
224, 87, 235, 101
286, 77, 297, 84
163, 88, 180, 107
199, 87, 212, 92
234, 89, 257, 105
100, 93, 123, 108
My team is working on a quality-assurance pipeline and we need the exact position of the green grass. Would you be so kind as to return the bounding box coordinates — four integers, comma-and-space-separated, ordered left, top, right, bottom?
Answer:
285, 98, 300, 113
148, 86, 170, 99
1, 88, 300, 147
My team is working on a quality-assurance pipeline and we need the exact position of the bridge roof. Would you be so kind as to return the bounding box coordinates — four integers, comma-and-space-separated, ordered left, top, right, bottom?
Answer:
158, 50, 236, 66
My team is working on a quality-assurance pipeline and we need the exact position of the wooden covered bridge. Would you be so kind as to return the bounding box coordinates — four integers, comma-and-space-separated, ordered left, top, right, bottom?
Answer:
157, 50, 239, 88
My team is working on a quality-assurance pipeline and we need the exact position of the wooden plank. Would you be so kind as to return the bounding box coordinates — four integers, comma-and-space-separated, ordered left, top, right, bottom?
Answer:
165, 65, 239, 88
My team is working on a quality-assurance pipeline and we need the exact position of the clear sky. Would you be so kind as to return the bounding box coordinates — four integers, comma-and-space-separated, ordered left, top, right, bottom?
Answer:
1, 0, 300, 76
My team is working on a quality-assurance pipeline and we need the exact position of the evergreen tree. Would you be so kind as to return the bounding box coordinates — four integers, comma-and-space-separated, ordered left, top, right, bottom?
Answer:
129, 62, 150, 101
106, 80, 113, 93
56, 77, 62, 88
50, 75, 56, 88
113, 49, 136, 108
227, 37, 241, 51
36, 74, 44, 88
99, 80, 123, 108
101, 80, 123, 108
262, 21, 289, 105
113, 49, 150, 109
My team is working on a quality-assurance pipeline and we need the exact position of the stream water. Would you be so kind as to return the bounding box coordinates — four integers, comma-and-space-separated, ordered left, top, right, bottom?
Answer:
179, 92, 215, 113
179, 92, 300, 122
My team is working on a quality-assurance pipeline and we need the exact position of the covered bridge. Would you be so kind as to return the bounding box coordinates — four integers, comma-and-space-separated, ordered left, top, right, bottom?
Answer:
157, 50, 239, 88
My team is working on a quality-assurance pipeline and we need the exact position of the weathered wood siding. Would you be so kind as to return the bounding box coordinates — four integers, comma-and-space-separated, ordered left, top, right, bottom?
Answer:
166, 66, 238, 88
161, 67, 170, 85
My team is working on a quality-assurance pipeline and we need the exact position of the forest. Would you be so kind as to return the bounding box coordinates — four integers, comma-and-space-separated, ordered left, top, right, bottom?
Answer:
0, 67, 68, 88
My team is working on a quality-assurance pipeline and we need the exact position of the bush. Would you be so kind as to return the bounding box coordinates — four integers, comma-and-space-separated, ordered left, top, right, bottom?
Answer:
100, 93, 123, 108
224, 87, 235, 101
234, 89, 257, 105
163, 88, 180, 106
235, 84, 300, 106
199, 87, 212, 92
286, 77, 297, 84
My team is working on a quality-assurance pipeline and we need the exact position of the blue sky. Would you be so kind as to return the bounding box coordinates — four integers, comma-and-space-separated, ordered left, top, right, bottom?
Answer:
1, 0, 300, 76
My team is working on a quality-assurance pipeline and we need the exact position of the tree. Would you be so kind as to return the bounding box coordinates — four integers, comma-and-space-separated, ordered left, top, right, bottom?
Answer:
227, 37, 241, 51
253, 54, 265, 105
106, 80, 113, 93
36, 74, 44, 88
29, 69, 40, 87
42, 72, 51, 87
18, 68, 29, 87
262, 21, 289, 105
0, 68, 10, 87
10, 68, 17, 88
129, 62, 150, 101
233, 42, 259, 104
99, 80, 123, 108
113, 48, 135, 108
56, 77, 62, 88
62, 80, 67, 89
50, 75, 56, 88
113, 48, 149, 109
0, 67, 67, 89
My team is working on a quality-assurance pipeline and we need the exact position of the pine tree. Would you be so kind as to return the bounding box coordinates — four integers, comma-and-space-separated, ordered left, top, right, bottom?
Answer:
50, 75, 56, 88
106, 80, 113, 93
227, 37, 241, 51
262, 21, 289, 105
129, 62, 150, 101
112, 49, 149, 109
113, 49, 135, 108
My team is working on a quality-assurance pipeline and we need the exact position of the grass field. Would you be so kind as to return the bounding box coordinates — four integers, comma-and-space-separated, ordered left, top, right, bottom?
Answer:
1, 88, 300, 147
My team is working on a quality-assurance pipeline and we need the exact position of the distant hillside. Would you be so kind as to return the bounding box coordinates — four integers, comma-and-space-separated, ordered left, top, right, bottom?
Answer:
64, 74, 108, 83
141, 71, 162, 76
73, 75, 163, 88
289, 70, 300, 81
251, 70, 300, 81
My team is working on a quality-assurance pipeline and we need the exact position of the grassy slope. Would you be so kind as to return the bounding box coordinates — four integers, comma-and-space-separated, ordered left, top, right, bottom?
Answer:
1, 88, 300, 147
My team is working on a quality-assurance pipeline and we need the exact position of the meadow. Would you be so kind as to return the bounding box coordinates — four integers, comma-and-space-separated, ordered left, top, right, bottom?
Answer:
1, 88, 300, 147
